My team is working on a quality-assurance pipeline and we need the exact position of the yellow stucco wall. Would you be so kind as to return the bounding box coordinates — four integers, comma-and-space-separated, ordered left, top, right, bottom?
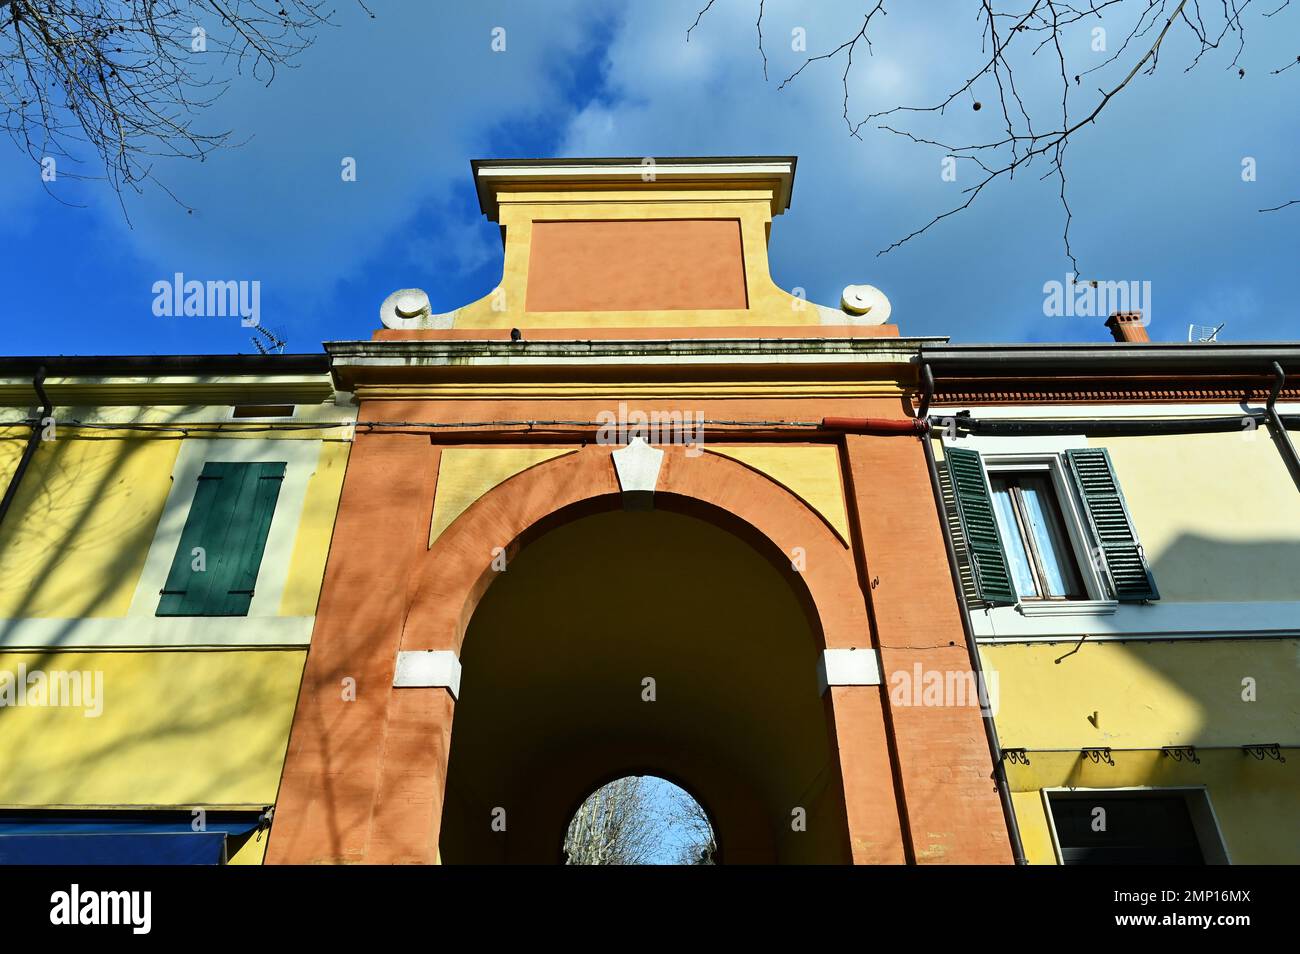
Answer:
429, 447, 574, 546
0, 427, 25, 491
1091, 431, 1300, 602
0, 427, 345, 862
983, 639, 1300, 863
279, 440, 350, 616
705, 446, 851, 544
0, 649, 306, 806
0, 437, 181, 619
441, 187, 825, 329
0, 432, 348, 621
228, 834, 272, 864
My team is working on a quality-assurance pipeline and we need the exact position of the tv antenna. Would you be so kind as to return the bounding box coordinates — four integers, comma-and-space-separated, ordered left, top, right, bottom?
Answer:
1187, 322, 1224, 343
251, 325, 288, 355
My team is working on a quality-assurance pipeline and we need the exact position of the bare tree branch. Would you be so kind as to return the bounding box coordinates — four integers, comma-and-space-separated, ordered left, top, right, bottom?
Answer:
1, 0, 373, 209
687, 1, 1295, 268
563, 776, 716, 865
775, 2, 887, 140
686, 0, 718, 43
563, 776, 666, 866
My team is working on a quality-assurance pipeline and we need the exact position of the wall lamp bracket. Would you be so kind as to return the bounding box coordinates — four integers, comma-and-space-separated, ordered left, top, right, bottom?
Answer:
1081, 747, 1115, 766
1161, 745, 1200, 765
1242, 744, 1286, 763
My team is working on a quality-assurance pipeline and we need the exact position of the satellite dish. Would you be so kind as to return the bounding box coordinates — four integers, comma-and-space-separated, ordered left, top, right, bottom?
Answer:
380, 288, 431, 329
841, 284, 892, 323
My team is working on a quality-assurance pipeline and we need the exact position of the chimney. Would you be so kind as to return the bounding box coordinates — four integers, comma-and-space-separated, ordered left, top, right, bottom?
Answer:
1105, 311, 1149, 343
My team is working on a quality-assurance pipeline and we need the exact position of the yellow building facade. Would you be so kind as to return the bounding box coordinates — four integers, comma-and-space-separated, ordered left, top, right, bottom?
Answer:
0, 356, 352, 863
927, 344, 1300, 863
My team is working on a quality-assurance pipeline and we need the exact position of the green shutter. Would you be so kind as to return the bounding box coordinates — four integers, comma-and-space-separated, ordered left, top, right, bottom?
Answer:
1065, 448, 1158, 602
157, 461, 286, 617
945, 447, 1017, 605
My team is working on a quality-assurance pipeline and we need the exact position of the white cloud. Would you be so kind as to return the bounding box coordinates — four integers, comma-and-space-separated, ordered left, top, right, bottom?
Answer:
4, 2, 610, 297
3, 1, 1297, 344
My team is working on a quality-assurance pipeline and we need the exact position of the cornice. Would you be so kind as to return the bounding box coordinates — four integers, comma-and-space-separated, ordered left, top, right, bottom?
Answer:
0, 375, 336, 409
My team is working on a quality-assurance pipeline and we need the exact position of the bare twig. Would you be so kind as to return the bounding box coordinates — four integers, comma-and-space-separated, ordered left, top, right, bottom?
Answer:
689, 0, 1293, 265
686, 0, 717, 42
1, 0, 373, 206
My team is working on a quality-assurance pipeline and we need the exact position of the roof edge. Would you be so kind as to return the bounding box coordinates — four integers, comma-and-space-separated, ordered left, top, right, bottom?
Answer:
0, 354, 331, 377
470, 156, 798, 220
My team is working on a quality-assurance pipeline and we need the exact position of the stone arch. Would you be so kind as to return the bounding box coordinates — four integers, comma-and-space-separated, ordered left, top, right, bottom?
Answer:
399, 443, 872, 658
269, 438, 918, 865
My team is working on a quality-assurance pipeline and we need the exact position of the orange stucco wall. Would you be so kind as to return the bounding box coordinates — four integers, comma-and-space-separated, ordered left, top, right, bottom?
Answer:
525, 219, 749, 312
267, 396, 1009, 865
843, 434, 1013, 863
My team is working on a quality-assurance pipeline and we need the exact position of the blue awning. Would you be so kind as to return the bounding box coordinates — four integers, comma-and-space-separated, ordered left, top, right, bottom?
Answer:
0, 831, 228, 865
0, 811, 265, 865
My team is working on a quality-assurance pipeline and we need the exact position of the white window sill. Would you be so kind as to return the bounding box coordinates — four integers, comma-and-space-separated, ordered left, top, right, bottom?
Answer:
973, 601, 1300, 641
1015, 599, 1118, 618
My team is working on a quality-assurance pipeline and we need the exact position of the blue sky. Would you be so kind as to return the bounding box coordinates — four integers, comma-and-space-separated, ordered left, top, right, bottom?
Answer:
2, 0, 1297, 356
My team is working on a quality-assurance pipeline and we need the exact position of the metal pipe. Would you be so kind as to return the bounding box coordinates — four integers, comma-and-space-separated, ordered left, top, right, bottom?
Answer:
820, 416, 928, 435
930, 413, 1270, 438
919, 363, 1028, 865
0, 368, 51, 531
1267, 361, 1300, 486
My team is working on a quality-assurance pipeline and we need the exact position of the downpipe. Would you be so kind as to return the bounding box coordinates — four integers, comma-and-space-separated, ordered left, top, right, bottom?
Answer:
0, 368, 51, 532
1267, 361, 1300, 485
917, 363, 1028, 865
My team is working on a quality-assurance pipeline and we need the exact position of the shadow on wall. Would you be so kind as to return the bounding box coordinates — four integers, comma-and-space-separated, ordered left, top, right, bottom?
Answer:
991, 533, 1300, 863
1114, 532, 1300, 748
1146, 533, 1300, 603
1012, 534, 1300, 749
0, 650, 301, 806
0, 416, 299, 807
0, 414, 196, 636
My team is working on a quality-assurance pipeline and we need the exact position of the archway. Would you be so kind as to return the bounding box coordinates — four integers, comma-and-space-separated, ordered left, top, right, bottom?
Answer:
268, 443, 933, 866
437, 507, 852, 864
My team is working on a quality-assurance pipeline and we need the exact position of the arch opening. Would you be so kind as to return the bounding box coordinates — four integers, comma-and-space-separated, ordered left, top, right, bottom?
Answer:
437, 507, 852, 864
562, 774, 717, 866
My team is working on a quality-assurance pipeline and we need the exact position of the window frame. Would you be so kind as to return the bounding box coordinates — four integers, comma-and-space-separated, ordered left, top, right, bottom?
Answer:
988, 469, 1086, 602
126, 439, 322, 621
1041, 786, 1231, 865
982, 454, 1113, 611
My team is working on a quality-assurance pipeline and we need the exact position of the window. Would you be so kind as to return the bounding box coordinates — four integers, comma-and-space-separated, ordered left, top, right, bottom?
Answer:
156, 461, 286, 617
945, 446, 1158, 606
1047, 790, 1227, 865
230, 404, 295, 419
990, 472, 1086, 601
